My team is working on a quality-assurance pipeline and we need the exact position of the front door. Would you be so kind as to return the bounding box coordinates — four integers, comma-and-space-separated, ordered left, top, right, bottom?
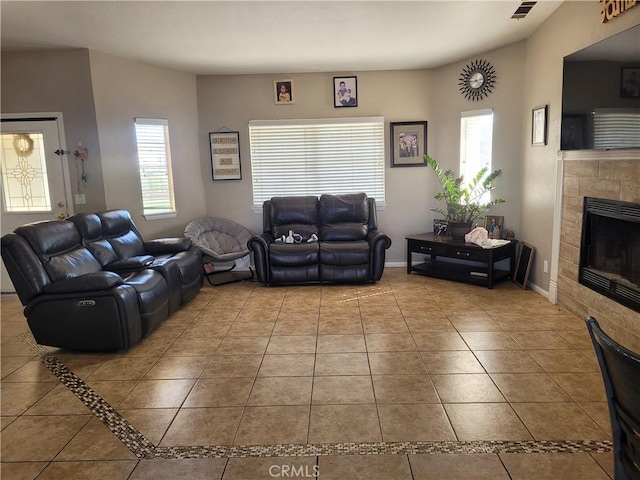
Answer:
0, 115, 73, 292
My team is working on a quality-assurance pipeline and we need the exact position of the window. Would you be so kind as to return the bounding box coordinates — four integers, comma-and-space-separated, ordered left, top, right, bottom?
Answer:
249, 117, 385, 207
460, 109, 493, 203
134, 118, 176, 217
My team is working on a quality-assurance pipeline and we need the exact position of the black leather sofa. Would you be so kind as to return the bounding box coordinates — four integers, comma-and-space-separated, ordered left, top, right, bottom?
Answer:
1, 210, 203, 351
248, 193, 391, 285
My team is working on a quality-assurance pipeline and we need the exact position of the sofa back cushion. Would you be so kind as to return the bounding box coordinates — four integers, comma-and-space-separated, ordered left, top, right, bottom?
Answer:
318, 193, 369, 241
98, 210, 145, 259
15, 220, 102, 281
68, 213, 118, 266
266, 196, 319, 240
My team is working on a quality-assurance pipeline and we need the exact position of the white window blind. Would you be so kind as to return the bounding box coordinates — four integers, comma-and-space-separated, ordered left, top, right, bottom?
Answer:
460, 109, 493, 203
134, 118, 176, 216
593, 108, 640, 149
249, 117, 385, 207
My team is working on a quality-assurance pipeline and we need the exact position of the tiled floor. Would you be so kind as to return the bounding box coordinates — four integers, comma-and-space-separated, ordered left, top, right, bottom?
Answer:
1, 268, 615, 479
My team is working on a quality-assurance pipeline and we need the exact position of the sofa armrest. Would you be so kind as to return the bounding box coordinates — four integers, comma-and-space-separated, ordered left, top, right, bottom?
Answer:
247, 233, 273, 284
43, 272, 124, 294
144, 237, 192, 255
366, 230, 392, 281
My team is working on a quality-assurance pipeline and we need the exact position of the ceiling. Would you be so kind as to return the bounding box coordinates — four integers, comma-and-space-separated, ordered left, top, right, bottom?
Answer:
0, 1, 564, 75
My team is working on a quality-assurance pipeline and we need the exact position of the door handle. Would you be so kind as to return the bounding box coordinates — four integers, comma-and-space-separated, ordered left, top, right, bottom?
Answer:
57, 213, 67, 219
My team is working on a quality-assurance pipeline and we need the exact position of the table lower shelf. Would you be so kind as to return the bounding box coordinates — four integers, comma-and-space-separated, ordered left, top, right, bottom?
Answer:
410, 261, 512, 288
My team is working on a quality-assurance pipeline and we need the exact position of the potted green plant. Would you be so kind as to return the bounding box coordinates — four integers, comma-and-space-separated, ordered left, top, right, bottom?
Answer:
426, 155, 505, 240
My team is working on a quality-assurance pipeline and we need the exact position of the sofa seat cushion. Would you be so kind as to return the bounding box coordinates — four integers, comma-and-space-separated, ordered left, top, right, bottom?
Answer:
320, 241, 369, 266
269, 243, 319, 267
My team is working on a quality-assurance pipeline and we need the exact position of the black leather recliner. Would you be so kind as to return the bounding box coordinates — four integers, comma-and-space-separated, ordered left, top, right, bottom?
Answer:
1, 210, 203, 351
248, 193, 391, 285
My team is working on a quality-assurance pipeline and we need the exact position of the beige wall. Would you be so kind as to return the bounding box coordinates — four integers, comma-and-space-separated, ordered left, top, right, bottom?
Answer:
521, 1, 639, 291
197, 70, 435, 263
1, 49, 107, 213
88, 51, 207, 238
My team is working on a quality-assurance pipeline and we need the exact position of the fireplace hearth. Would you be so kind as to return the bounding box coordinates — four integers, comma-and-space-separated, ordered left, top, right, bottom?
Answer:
579, 197, 640, 313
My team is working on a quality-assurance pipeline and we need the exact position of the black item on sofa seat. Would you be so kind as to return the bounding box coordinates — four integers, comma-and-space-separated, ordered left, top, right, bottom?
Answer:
248, 193, 391, 285
586, 317, 640, 480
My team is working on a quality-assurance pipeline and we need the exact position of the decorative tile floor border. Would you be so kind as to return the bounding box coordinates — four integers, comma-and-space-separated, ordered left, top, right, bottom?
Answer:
19, 332, 613, 460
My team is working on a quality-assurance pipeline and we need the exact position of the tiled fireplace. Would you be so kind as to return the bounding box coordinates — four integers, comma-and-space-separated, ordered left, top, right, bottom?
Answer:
558, 154, 640, 352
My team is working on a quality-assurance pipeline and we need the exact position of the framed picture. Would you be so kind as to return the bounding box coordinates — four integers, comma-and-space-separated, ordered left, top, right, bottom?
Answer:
484, 215, 504, 238
274, 79, 294, 105
390, 121, 427, 167
333, 76, 357, 107
561, 114, 585, 150
532, 105, 547, 146
433, 219, 448, 236
620, 67, 640, 98
513, 242, 535, 290
209, 131, 242, 181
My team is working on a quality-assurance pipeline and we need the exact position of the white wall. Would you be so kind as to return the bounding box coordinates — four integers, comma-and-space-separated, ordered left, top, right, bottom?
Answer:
89, 51, 207, 238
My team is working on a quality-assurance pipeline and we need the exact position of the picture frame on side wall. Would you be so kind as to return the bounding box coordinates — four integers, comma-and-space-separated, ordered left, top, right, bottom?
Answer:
210, 131, 242, 181
274, 79, 295, 105
390, 121, 427, 167
621, 67, 640, 98
333, 76, 358, 107
532, 105, 547, 146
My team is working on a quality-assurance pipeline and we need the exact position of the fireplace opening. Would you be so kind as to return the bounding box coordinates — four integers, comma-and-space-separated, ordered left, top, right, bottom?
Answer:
579, 197, 640, 313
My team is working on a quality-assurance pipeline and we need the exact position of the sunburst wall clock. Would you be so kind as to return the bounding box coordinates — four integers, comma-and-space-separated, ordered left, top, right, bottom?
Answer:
459, 59, 496, 101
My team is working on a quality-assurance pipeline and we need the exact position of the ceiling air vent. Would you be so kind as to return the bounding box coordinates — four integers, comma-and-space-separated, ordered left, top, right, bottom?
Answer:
512, 1, 537, 19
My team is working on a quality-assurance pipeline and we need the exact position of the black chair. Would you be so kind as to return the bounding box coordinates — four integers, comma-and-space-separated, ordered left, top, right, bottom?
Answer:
586, 317, 640, 480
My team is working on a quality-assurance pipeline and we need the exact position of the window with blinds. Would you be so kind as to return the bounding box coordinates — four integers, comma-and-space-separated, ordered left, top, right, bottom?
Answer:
134, 118, 176, 216
593, 108, 640, 149
460, 109, 494, 203
249, 117, 385, 207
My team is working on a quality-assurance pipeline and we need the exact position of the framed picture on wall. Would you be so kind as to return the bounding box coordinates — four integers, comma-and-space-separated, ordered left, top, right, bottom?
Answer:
333, 76, 358, 107
274, 79, 294, 105
209, 131, 242, 180
620, 67, 640, 98
532, 105, 547, 146
390, 121, 427, 167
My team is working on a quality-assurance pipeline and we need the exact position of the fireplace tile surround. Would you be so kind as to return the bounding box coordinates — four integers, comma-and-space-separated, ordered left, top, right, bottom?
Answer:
558, 155, 640, 352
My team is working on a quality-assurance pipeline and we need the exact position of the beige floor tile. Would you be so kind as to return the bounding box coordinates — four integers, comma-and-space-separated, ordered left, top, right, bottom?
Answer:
490, 373, 572, 402
509, 331, 573, 350
362, 318, 409, 334
118, 408, 178, 444
579, 402, 612, 435
432, 374, 506, 403
405, 317, 456, 333
248, 376, 313, 405
87, 357, 158, 381
144, 356, 209, 379
130, 458, 227, 480
258, 354, 315, 377
460, 331, 522, 350
448, 316, 503, 332
492, 315, 555, 331
420, 351, 485, 374
555, 329, 595, 350
317, 317, 363, 334
36, 460, 138, 480
223, 457, 316, 480
266, 335, 317, 354
83, 380, 137, 407
319, 454, 412, 480
1, 359, 59, 383
119, 335, 176, 358
227, 321, 276, 337
312, 375, 374, 404
235, 406, 309, 445
474, 350, 543, 373
119, 379, 196, 409
365, 333, 417, 352
499, 453, 610, 480
314, 353, 370, 375
511, 403, 610, 440
316, 334, 366, 353
160, 407, 243, 446
377, 403, 456, 442
1, 382, 58, 416
309, 404, 381, 443
368, 352, 426, 374
1, 416, 17, 431
1, 462, 48, 480
1, 337, 38, 356
164, 336, 222, 356
372, 374, 439, 403
444, 403, 533, 441
182, 321, 232, 338
272, 318, 319, 335
1, 356, 32, 378
56, 417, 137, 461
590, 452, 614, 479
527, 350, 599, 373
183, 377, 254, 407
549, 372, 607, 402
215, 336, 269, 355
24, 384, 91, 415
410, 453, 510, 480
201, 355, 263, 378
411, 332, 469, 350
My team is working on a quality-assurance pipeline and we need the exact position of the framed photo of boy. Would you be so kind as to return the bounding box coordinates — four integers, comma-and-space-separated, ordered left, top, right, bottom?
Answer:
274, 79, 294, 105
333, 76, 358, 107
390, 121, 427, 167
621, 67, 640, 98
